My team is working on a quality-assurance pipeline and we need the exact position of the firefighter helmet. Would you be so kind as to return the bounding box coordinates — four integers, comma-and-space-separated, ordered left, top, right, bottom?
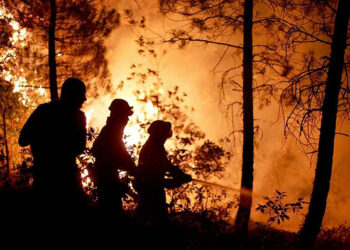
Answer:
147, 120, 172, 138
109, 99, 133, 116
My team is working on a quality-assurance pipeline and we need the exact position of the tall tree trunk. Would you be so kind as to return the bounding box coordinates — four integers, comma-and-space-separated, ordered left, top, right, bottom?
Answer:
298, 0, 350, 248
49, 0, 58, 101
2, 109, 10, 178
235, 0, 254, 234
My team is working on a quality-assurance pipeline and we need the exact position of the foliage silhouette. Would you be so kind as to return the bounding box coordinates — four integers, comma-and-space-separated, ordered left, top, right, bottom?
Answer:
255, 190, 307, 229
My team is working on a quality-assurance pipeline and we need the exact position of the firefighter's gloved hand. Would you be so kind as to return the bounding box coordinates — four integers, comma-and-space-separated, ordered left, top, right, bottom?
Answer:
181, 173, 192, 184
164, 173, 192, 189
164, 179, 177, 189
174, 173, 192, 186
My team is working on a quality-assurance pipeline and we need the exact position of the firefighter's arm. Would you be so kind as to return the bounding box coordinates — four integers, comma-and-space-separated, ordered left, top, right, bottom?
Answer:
163, 153, 190, 179
164, 159, 192, 189
19, 106, 42, 147
116, 146, 138, 176
74, 111, 87, 155
169, 164, 192, 182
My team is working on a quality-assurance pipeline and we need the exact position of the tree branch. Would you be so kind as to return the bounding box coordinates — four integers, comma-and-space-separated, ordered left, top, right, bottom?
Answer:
164, 37, 243, 49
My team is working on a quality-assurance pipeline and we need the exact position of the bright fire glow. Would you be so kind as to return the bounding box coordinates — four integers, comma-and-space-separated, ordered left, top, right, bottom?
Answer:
0, 7, 13, 19
81, 168, 92, 188
124, 123, 143, 148
123, 100, 159, 149
38, 85, 46, 96
1, 8, 44, 105
9, 20, 26, 44
85, 109, 94, 128
118, 170, 127, 179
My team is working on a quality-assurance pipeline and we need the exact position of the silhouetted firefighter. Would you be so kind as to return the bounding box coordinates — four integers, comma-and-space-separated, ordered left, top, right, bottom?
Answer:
19, 78, 87, 217
135, 120, 192, 223
91, 99, 137, 216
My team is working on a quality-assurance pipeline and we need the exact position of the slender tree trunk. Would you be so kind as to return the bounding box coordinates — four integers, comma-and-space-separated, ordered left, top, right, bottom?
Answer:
49, 0, 58, 101
298, 0, 350, 249
235, 0, 254, 234
2, 109, 10, 178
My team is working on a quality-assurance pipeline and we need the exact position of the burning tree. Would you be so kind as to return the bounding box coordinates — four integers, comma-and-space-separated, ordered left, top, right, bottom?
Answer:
0, 6, 45, 186
0, 7, 14, 179
2, 0, 119, 100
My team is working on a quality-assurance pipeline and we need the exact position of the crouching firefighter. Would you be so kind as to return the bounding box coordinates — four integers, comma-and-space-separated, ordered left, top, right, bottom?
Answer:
135, 120, 192, 223
91, 99, 137, 216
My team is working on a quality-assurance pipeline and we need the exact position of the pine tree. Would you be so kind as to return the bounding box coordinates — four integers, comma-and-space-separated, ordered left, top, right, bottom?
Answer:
298, 0, 350, 248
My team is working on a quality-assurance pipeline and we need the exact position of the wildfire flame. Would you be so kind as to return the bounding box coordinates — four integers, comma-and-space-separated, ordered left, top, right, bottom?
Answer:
123, 100, 159, 149
85, 109, 94, 128
1, 8, 46, 105
81, 168, 92, 188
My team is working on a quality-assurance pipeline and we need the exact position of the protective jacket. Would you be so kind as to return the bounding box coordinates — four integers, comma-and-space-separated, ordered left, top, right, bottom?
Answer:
136, 137, 191, 218
92, 116, 136, 213
19, 100, 86, 207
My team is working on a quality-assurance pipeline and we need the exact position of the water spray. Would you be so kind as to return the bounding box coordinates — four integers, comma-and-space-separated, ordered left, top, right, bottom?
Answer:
191, 178, 255, 197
